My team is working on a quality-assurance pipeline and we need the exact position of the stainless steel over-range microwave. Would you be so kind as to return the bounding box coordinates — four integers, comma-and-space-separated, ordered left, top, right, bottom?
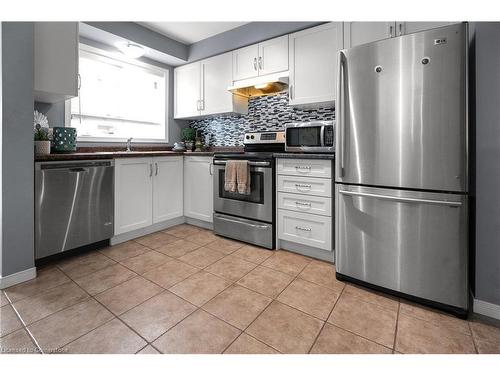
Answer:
285, 121, 335, 153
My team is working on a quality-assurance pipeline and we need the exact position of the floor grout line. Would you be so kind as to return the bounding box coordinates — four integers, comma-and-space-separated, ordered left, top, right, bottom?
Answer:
5, 224, 491, 354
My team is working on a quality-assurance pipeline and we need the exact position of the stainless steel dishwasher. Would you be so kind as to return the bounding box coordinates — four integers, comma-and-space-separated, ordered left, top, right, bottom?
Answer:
35, 160, 114, 259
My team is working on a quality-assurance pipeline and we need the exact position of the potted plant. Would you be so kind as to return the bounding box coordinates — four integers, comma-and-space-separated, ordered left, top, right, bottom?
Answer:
34, 110, 51, 155
181, 127, 196, 152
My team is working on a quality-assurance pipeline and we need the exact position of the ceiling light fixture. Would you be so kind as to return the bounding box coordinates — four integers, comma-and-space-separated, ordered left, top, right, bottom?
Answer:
115, 42, 146, 59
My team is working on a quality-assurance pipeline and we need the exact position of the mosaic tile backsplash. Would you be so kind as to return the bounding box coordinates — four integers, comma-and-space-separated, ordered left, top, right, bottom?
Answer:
189, 92, 335, 147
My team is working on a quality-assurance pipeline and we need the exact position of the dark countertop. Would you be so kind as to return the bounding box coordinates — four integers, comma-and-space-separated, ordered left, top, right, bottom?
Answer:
34, 150, 231, 162
273, 152, 335, 160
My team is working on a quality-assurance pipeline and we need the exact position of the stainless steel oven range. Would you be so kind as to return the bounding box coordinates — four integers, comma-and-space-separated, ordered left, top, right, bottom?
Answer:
213, 131, 285, 249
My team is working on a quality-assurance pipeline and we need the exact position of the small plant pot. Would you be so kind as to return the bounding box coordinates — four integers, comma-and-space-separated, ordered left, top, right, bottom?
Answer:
35, 140, 51, 155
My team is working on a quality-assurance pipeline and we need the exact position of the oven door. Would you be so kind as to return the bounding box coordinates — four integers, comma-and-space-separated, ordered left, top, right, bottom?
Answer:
213, 161, 273, 223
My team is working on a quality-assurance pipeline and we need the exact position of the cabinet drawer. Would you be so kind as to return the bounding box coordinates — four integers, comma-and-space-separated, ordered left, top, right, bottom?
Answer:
277, 158, 332, 178
278, 210, 332, 251
277, 175, 332, 197
278, 192, 332, 217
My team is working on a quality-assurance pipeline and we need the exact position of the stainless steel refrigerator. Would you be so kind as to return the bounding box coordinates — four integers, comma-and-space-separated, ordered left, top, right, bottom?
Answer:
335, 23, 469, 317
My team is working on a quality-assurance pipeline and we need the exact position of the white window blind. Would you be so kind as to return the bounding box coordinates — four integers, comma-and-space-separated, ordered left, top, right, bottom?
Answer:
70, 46, 168, 142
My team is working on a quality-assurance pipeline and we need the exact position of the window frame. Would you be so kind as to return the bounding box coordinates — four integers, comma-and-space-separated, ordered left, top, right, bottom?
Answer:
66, 43, 169, 144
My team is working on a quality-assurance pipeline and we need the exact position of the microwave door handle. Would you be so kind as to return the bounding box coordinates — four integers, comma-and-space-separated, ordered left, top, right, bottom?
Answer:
320, 125, 325, 147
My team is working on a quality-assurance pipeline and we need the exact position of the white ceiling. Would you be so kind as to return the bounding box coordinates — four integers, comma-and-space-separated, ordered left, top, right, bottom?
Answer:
79, 23, 187, 66
138, 22, 249, 44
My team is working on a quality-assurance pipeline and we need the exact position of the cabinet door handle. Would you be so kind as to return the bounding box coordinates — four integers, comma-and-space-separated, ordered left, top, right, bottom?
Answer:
258, 56, 263, 70
289, 85, 293, 100
77, 73, 81, 90
209, 163, 213, 175
398, 23, 403, 36
149, 163, 153, 177
253, 57, 257, 71
389, 25, 394, 38
200, 100, 205, 111
155, 162, 158, 176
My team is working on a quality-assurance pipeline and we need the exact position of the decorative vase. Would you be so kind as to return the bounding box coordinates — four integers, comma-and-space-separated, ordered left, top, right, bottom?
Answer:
185, 141, 194, 152
52, 127, 77, 153
35, 140, 51, 155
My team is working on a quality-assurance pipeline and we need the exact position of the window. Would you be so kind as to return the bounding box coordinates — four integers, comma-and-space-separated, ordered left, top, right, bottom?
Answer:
70, 44, 168, 142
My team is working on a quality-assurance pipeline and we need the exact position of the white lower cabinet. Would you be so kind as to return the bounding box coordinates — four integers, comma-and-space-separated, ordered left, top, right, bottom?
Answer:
277, 158, 334, 257
183, 156, 213, 223
278, 210, 332, 251
115, 156, 183, 235
153, 156, 184, 223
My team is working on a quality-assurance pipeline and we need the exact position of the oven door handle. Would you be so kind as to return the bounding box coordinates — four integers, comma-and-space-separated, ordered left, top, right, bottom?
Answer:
213, 160, 271, 167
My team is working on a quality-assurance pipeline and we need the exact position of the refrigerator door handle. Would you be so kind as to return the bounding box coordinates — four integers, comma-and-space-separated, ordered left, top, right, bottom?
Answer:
338, 189, 463, 207
337, 51, 346, 177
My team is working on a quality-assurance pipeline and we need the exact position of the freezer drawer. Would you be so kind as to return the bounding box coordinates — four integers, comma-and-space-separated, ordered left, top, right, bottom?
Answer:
335, 184, 468, 309
278, 210, 332, 251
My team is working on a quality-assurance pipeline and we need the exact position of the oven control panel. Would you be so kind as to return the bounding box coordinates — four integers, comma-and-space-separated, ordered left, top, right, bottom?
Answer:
244, 131, 285, 144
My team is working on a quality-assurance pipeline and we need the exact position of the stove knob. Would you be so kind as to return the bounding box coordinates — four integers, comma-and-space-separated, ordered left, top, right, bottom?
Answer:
250, 135, 255, 139
245, 135, 250, 139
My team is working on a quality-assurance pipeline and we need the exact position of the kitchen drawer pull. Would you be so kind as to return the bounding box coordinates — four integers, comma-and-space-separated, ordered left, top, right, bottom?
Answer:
295, 165, 312, 171
295, 201, 312, 208
295, 226, 312, 232
295, 183, 312, 189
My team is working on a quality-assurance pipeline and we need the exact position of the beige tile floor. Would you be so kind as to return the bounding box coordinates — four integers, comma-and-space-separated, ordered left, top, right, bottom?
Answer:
1, 224, 499, 354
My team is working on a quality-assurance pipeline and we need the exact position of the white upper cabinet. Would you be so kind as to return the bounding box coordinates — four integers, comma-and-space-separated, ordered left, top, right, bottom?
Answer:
34, 22, 79, 103
232, 35, 289, 81
152, 156, 184, 223
343, 22, 396, 48
257, 35, 289, 76
174, 52, 247, 119
232, 44, 260, 81
289, 22, 343, 107
398, 22, 457, 36
184, 156, 213, 223
201, 52, 247, 116
174, 62, 202, 119
344, 22, 460, 49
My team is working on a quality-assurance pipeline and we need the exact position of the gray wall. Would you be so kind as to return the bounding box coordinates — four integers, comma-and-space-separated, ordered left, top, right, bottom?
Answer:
474, 22, 500, 306
188, 21, 323, 62
1, 22, 35, 277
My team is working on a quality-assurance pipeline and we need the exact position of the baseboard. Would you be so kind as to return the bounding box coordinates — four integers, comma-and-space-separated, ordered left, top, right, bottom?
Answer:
110, 216, 213, 245
473, 298, 500, 320
111, 216, 185, 245
279, 239, 335, 263
185, 217, 213, 230
0, 267, 37, 289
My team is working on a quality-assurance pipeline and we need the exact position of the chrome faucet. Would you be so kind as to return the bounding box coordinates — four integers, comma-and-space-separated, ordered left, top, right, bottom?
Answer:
126, 137, 133, 152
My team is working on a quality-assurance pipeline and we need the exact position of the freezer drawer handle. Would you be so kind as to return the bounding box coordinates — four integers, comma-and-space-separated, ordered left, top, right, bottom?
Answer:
338, 190, 463, 207
295, 226, 312, 232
